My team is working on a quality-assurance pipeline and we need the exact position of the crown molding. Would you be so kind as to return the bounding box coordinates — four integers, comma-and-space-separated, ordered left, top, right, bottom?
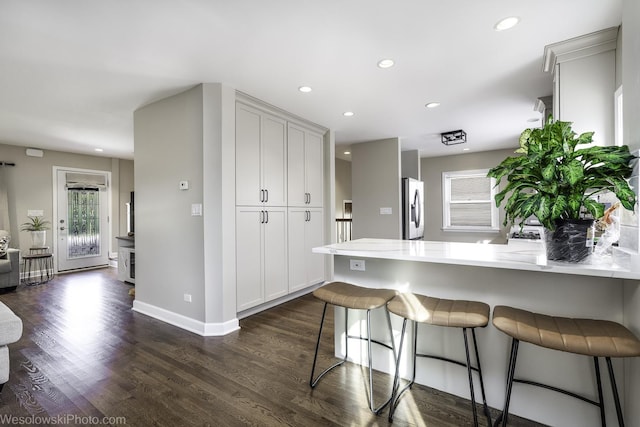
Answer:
542, 26, 619, 73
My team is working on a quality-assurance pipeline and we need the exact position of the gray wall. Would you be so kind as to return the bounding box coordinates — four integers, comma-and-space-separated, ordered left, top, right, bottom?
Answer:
401, 149, 421, 180
335, 158, 351, 218
622, 0, 640, 423
351, 138, 401, 240
421, 148, 515, 243
0, 142, 133, 256
134, 85, 207, 321
133, 83, 236, 327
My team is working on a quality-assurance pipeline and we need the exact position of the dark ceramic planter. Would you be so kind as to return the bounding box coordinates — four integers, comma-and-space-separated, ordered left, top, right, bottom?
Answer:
544, 219, 594, 262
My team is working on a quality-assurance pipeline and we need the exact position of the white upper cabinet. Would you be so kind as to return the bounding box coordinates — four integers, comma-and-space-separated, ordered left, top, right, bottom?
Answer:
236, 102, 287, 206
543, 27, 618, 147
287, 123, 324, 207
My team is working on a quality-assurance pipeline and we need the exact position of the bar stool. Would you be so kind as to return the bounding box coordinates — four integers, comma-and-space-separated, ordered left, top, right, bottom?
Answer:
492, 305, 640, 426
309, 281, 397, 414
386, 293, 492, 426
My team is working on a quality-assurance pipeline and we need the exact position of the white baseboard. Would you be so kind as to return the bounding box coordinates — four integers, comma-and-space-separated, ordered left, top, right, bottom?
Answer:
132, 300, 240, 336
236, 282, 322, 319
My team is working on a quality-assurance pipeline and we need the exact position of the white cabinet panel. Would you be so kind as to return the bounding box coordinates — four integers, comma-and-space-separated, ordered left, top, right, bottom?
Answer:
236, 207, 264, 311
287, 123, 323, 208
305, 132, 324, 208
263, 208, 288, 301
288, 207, 324, 293
236, 105, 262, 206
236, 103, 287, 206
236, 207, 288, 311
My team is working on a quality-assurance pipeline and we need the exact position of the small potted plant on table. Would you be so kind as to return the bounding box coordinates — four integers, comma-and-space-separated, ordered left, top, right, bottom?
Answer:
20, 216, 51, 248
488, 118, 636, 262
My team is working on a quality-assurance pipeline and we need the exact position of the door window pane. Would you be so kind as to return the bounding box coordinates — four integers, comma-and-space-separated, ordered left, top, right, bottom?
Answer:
67, 188, 101, 258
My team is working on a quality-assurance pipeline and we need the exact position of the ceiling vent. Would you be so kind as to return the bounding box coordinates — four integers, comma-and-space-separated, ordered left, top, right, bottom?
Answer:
441, 130, 467, 146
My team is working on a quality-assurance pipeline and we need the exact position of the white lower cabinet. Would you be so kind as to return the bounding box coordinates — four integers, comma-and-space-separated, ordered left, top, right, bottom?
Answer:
288, 208, 325, 293
236, 207, 288, 311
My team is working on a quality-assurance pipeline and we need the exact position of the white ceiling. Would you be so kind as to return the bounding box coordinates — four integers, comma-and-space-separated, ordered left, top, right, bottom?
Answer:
0, 0, 623, 161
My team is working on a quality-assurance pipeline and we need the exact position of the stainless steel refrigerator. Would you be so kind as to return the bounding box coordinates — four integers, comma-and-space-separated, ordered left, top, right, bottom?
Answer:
402, 178, 424, 240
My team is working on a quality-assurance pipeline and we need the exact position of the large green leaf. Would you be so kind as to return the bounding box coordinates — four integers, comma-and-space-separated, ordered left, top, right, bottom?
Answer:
583, 198, 605, 219
534, 194, 552, 223
550, 195, 568, 220
561, 160, 585, 186
541, 162, 556, 181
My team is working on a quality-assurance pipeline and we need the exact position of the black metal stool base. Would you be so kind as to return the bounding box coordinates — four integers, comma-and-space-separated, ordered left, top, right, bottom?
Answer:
494, 338, 625, 427
310, 302, 396, 414
389, 321, 491, 426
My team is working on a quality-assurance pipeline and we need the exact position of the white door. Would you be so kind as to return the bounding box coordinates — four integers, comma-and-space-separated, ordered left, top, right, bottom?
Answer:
236, 207, 264, 311
56, 169, 110, 271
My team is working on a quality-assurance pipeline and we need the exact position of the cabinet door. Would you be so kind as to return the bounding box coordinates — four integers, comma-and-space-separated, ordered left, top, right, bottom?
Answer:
236, 104, 262, 206
288, 208, 324, 293
287, 208, 307, 292
287, 124, 306, 206
263, 208, 288, 301
236, 207, 264, 311
305, 131, 324, 208
306, 208, 325, 286
261, 114, 287, 206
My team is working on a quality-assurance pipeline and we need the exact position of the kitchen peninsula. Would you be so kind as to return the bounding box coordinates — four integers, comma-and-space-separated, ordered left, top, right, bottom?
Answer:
313, 238, 640, 427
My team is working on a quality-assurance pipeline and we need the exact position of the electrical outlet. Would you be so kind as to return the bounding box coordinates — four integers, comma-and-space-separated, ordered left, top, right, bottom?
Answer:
350, 259, 365, 271
184, 294, 192, 303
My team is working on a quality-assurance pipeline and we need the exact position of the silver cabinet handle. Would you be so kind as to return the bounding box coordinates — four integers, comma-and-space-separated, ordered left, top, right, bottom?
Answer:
265, 189, 269, 203
265, 210, 269, 223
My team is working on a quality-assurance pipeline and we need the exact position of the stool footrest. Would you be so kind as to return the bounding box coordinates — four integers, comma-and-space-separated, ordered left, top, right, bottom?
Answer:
510, 377, 600, 407
416, 352, 482, 373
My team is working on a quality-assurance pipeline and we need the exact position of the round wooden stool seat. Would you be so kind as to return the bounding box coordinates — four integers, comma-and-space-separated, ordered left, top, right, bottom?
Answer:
312, 281, 397, 310
387, 293, 490, 328
493, 305, 640, 358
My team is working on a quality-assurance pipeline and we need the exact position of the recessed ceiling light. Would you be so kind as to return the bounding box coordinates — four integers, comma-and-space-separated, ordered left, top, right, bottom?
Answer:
298, 86, 312, 93
94, 148, 103, 152
425, 102, 441, 109
494, 16, 519, 31
343, 111, 355, 117
377, 59, 395, 69
463, 148, 470, 151
344, 151, 351, 155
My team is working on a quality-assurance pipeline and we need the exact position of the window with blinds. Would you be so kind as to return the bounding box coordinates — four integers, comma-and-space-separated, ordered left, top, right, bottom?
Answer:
442, 169, 499, 231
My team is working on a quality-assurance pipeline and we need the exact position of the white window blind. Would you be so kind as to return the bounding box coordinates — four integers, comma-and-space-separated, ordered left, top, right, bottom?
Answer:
442, 169, 499, 231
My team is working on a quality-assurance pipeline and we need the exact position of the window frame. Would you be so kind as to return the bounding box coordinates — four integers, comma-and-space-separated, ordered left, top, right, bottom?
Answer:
441, 168, 500, 232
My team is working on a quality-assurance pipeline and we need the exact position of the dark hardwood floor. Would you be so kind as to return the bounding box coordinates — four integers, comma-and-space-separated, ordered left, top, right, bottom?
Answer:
0, 269, 545, 426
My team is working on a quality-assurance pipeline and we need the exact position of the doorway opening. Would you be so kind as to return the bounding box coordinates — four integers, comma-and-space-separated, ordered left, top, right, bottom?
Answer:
54, 168, 111, 272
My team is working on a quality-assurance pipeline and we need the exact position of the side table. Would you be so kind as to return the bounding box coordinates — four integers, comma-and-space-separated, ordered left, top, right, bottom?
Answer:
21, 249, 54, 286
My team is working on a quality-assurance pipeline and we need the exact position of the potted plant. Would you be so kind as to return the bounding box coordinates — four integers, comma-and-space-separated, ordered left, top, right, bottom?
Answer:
487, 118, 636, 262
20, 216, 51, 248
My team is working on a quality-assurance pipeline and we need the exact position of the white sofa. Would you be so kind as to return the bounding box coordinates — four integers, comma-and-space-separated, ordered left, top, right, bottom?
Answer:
0, 302, 22, 389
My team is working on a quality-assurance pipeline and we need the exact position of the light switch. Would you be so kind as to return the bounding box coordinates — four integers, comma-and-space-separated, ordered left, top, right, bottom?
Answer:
191, 203, 202, 216
380, 207, 392, 215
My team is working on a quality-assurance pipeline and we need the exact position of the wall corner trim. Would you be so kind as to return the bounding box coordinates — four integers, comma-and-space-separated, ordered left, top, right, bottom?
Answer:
132, 300, 240, 336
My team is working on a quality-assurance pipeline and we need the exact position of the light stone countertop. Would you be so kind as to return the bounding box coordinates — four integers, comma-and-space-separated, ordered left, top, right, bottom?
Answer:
313, 238, 640, 280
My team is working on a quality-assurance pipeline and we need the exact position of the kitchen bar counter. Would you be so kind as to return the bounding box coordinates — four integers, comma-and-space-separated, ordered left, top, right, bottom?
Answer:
313, 238, 639, 426
313, 238, 640, 280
